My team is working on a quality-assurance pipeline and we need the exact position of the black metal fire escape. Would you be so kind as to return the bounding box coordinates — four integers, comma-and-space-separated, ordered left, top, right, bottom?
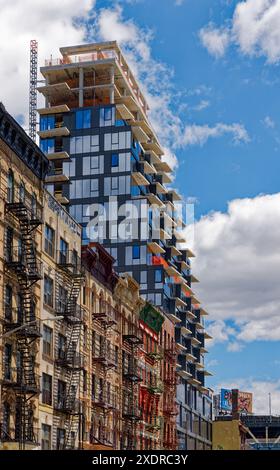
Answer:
3, 191, 42, 449
90, 300, 118, 447
121, 321, 143, 450
54, 250, 85, 449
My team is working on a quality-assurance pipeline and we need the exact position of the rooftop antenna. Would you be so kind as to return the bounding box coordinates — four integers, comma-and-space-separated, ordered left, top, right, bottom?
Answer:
29, 39, 38, 141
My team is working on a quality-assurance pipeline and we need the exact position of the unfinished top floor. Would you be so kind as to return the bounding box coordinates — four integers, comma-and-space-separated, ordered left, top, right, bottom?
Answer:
39, 41, 161, 151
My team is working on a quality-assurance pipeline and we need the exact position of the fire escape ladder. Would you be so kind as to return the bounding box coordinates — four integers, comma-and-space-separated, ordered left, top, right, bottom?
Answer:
4, 197, 42, 448
17, 338, 37, 392
55, 257, 85, 450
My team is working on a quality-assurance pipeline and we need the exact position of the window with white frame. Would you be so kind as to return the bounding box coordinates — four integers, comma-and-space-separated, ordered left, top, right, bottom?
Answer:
83, 155, 104, 175
70, 135, 99, 154
104, 176, 130, 196
111, 152, 131, 173
100, 107, 115, 127
63, 159, 76, 177
70, 179, 99, 199
104, 131, 131, 151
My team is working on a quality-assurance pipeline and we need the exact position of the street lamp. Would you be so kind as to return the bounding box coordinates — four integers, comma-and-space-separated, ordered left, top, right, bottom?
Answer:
0, 316, 64, 339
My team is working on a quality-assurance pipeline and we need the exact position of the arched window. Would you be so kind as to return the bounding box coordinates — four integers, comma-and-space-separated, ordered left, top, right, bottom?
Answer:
7, 169, 14, 203
19, 181, 25, 202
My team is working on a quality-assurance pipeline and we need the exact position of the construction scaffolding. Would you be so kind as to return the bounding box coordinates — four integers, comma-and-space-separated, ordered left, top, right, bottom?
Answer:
29, 40, 38, 141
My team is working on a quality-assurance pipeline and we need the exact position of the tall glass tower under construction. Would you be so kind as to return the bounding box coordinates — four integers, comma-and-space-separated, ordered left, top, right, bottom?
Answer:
37, 41, 213, 450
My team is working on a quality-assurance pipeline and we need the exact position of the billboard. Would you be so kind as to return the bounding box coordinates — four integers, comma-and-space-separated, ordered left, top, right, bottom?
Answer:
238, 391, 253, 414
220, 389, 232, 412
220, 389, 253, 414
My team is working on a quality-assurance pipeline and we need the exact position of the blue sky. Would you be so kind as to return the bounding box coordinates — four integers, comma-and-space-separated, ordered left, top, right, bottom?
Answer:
89, 0, 280, 413
1, 0, 280, 414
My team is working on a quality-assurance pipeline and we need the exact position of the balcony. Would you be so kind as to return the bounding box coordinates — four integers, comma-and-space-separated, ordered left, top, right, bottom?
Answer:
163, 403, 178, 416
5, 186, 43, 225
37, 104, 70, 115
122, 401, 142, 421
56, 249, 81, 272
0, 422, 38, 445
131, 125, 149, 143
92, 345, 117, 369
38, 125, 70, 139
164, 345, 177, 361
2, 367, 40, 393
45, 168, 69, 184
55, 349, 84, 370
47, 150, 70, 162
132, 172, 150, 186
116, 103, 134, 120
138, 160, 156, 175
54, 396, 80, 414
177, 369, 192, 380
4, 248, 42, 282
147, 378, 163, 395
92, 301, 118, 327
123, 325, 143, 345
2, 306, 23, 329
145, 417, 161, 432
92, 390, 117, 410
147, 241, 165, 255
55, 301, 84, 324
123, 361, 142, 382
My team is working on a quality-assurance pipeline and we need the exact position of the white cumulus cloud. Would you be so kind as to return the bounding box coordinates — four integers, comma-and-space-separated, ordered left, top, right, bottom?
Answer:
200, 0, 280, 63
215, 378, 280, 415
0, 0, 95, 125
187, 192, 280, 343
199, 24, 231, 58
180, 122, 249, 146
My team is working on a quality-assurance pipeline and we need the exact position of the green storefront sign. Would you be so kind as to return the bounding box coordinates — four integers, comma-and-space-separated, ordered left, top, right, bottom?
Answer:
140, 303, 164, 334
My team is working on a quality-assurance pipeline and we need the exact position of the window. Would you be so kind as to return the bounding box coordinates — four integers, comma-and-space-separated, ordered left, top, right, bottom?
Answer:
70, 179, 99, 199
7, 170, 14, 203
104, 131, 131, 151
44, 224, 55, 257
83, 155, 104, 176
111, 153, 119, 167
111, 177, 119, 191
111, 152, 131, 173
132, 245, 140, 259
70, 135, 99, 154
40, 138, 54, 154
155, 269, 162, 283
3, 402, 11, 436
31, 192, 37, 218
43, 325, 53, 358
44, 275, 53, 307
4, 285, 12, 321
40, 115, 55, 131
5, 226, 13, 261
41, 424, 51, 450
57, 380, 67, 406
42, 373, 52, 405
58, 334, 66, 359
56, 428, 66, 450
76, 109, 91, 129
104, 175, 130, 196
19, 182, 25, 202
100, 107, 115, 127
63, 159, 76, 177
4, 344, 12, 380
59, 238, 68, 264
